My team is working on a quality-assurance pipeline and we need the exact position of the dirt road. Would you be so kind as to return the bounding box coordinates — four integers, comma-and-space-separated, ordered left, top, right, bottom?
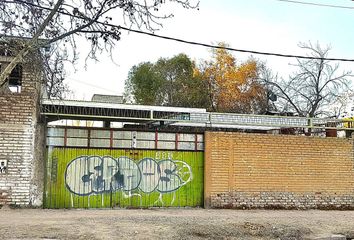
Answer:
0, 207, 354, 239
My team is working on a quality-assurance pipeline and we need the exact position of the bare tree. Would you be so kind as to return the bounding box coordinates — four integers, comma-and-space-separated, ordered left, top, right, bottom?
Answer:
262, 42, 352, 118
0, 0, 199, 96
42, 43, 71, 99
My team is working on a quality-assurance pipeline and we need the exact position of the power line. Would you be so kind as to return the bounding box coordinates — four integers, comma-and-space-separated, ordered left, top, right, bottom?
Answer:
276, 0, 354, 10
6, 0, 354, 62
117, 26, 354, 62
67, 77, 119, 94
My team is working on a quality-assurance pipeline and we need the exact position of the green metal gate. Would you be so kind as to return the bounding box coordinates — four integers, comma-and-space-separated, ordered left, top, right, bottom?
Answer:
44, 128, 204, 208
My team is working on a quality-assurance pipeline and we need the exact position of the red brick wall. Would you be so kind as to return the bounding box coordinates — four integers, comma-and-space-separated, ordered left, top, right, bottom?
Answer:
204, 132, 354, 209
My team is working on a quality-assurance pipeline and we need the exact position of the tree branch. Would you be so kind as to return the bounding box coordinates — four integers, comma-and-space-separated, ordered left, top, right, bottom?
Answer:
0, 0, 64, 89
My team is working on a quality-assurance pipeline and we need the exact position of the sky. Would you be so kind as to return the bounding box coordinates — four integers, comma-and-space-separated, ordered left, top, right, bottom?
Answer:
65, 0, 354, 101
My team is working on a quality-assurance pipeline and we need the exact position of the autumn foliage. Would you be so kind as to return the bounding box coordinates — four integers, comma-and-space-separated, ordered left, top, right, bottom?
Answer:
194, 44, 267, 113
125, 43, 267, 114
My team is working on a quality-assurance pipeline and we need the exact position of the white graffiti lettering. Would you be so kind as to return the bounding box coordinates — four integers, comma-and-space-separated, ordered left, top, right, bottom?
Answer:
65, 156, 192, 196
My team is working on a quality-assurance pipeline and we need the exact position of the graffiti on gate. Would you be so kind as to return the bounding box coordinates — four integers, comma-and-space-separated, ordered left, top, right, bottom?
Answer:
65, 156, 192, 204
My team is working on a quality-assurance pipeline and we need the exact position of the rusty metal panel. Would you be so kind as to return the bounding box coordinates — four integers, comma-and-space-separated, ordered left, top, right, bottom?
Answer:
44, 148, 204, 209
46, 127, 204, 150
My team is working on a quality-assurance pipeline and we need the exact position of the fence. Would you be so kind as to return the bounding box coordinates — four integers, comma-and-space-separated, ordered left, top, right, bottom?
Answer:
44, 127, 204, 208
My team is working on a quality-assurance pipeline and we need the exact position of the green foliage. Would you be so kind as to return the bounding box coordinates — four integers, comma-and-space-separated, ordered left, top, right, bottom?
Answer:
124, 62, 164, 105
124, 48, 266, 113
124, 54, 210, 108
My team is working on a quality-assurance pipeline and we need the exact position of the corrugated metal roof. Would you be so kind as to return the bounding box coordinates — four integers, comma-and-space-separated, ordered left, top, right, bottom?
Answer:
42, 99, 207, 113
41, 99, 353, 131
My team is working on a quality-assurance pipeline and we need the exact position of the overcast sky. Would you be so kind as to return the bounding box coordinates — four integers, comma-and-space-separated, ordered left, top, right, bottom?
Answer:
65, 0, 354, 100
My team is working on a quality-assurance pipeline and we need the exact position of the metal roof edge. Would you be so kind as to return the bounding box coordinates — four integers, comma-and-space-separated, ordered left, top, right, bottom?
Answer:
41, 99, 207, 113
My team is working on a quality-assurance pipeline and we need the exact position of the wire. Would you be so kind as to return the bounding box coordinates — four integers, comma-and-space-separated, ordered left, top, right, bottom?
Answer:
67, 77, 119, 94
276, 0, 354, 10
5, 0, 354, 62
117, 26, 354, 62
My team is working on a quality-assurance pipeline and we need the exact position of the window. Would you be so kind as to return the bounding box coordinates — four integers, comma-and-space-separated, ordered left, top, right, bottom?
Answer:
0, 64, 22, 93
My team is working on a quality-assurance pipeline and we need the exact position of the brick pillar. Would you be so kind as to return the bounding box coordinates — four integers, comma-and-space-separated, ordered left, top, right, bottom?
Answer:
204, 131, 212, 208
0, 56, 44, 207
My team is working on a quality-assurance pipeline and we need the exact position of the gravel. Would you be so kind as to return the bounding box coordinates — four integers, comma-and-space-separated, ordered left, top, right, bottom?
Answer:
1, 207, 354, 239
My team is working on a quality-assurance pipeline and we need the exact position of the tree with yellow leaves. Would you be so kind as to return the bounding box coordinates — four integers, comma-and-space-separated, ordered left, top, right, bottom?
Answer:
195, 43, 268, 113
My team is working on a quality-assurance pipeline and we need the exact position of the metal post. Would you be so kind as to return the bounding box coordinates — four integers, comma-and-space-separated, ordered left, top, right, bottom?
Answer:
307, 118, 313, 136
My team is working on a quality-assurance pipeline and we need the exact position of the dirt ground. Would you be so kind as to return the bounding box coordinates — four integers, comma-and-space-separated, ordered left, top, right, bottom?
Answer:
1, 207, 354, 240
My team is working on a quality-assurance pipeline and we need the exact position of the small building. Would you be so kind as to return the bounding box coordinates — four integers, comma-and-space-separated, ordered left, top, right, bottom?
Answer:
91, 94, 123, 104
0, 38, 45, 206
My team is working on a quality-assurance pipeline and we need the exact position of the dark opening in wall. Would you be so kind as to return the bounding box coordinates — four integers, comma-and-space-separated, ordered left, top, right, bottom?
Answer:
9, 65, 22, 85
0, 64, 23, 93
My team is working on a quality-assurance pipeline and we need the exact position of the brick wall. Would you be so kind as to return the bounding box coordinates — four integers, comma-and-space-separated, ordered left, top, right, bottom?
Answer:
0, 62, 44, 206
204, 132, 354, 209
